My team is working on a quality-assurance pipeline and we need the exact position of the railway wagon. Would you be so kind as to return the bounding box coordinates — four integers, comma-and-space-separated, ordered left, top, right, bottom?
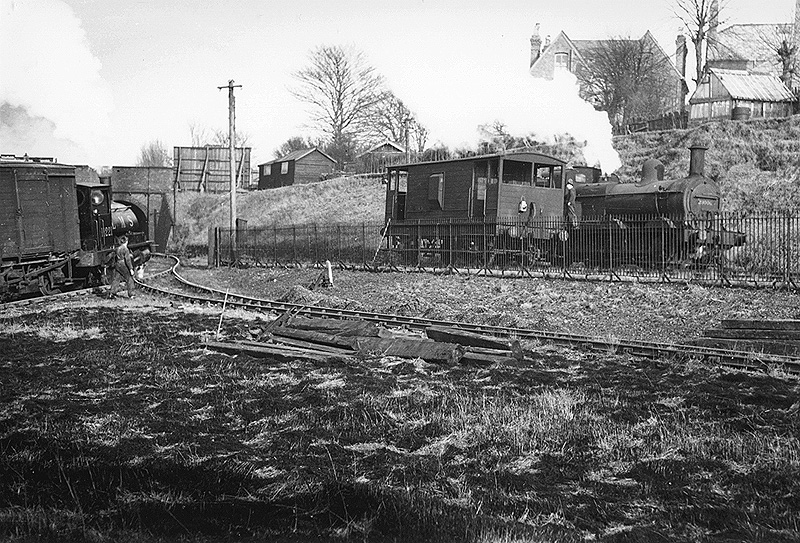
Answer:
382, 146, 744, 269
0, 156, 153, 298
384, 150, 567, 265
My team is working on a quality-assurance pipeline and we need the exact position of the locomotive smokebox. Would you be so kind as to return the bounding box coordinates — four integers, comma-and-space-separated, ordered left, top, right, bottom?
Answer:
689, 145, 708, 177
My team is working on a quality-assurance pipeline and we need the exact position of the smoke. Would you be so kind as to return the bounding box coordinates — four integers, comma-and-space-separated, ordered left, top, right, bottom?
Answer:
0, 0, 113, 164
421, 69, 622, 174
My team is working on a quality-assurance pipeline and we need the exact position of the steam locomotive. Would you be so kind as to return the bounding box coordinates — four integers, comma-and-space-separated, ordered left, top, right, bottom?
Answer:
382, 145, 745, 269
0, 155, 154, 299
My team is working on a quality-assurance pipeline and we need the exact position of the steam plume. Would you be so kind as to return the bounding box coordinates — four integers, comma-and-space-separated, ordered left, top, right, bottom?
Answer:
420, 69, 622, 174
0, 0, 113, 164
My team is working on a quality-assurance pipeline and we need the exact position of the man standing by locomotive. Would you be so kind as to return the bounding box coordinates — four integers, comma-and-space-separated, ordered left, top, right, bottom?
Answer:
564, 180, 578, 228
109, 235, 136, 298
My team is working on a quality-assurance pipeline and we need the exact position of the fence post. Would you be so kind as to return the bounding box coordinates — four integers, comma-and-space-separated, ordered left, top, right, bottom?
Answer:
207, 226, 213, 268
314, 224, 319, 265
362, 222, 367, 265
272, 225, 277, 266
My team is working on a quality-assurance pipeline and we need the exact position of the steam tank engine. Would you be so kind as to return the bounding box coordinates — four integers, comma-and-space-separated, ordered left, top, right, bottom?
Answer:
0, 156, 153, 299
567, 145, 745, 266
574, 146, 720, 218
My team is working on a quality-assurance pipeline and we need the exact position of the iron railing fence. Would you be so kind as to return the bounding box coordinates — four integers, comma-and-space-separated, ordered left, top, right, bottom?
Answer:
211, 211, 800, 288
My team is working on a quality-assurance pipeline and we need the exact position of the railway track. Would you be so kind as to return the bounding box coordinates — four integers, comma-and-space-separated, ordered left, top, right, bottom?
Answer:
140, 255, 800, 374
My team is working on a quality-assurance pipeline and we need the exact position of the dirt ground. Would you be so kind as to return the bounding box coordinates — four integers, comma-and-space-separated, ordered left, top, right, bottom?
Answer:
1, 267, 799, 542
178, 263, 800, 345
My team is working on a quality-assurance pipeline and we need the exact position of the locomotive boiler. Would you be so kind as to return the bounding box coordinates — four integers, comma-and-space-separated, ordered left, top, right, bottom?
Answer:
382, 145, 744, 270
0, 156, 154, 299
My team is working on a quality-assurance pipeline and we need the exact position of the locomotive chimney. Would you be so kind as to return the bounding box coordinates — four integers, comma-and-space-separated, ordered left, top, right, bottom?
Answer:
689, 145, 708, 177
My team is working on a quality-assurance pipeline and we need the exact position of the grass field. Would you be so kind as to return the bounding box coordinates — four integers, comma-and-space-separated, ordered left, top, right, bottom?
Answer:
1, 270, 799, 542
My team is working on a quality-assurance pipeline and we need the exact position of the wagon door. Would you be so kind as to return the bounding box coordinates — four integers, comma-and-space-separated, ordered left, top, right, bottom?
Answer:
385, 169, 407, 222
15, 168, 51, 255
530, 163, 564, 219
471, 160, 499, 218
471, 161, 487, 218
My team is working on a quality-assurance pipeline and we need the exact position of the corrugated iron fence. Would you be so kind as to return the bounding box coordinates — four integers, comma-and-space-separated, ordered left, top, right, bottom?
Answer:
210, 211, 800, 288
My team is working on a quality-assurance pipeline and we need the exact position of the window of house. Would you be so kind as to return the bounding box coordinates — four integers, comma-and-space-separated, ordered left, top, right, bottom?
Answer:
280, 162, 288, 174
428, 173, 444, 209
264, 164, 272, 176
554, 52, 570, 72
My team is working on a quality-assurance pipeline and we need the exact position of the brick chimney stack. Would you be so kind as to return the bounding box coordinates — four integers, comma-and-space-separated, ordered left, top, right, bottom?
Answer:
676, 33, 687, 79
530, 23, 542, 67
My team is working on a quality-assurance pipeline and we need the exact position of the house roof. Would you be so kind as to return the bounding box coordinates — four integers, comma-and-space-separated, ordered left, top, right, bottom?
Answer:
357, 140, 406, 158
709, 23, 791, 64
261, 147, 335, 166
704, 68, 795, 102
535, 31, 685, 82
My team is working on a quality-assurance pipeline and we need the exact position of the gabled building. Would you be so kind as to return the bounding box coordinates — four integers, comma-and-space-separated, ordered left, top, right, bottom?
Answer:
257, 148, 336, 190
689, 68, 795, 124
706, 0, 800, 93
529, 26, 688, 122
356, 140, 406, 174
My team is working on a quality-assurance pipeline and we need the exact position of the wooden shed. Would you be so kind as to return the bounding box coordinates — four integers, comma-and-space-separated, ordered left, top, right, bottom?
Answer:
258, 148, 336, 190
689, 68, 796, 124
356, 141, 406, 173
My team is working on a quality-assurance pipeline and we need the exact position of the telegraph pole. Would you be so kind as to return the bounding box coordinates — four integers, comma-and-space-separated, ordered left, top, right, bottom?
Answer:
218, 79, 242, 263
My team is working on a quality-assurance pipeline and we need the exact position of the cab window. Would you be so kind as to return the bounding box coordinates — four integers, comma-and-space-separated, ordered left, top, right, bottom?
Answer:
534, 164, 563, 189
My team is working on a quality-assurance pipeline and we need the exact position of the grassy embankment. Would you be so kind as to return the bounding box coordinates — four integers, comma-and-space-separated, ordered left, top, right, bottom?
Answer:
1, 300, 799, 542
169, 116, 800, 252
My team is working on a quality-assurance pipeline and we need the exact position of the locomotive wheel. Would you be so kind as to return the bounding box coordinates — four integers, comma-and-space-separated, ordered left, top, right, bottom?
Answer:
38, 274, 60, 296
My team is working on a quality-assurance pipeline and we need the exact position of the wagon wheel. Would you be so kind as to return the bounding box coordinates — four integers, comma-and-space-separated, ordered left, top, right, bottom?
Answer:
38, 273, 60, 296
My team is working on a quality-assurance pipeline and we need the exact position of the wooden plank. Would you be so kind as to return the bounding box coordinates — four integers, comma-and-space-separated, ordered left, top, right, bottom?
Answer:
205, 340, 346, 363
237, 338, 354, 356
287, 317, 385, 337
270, 327, 357, 350
425, 325, 523, 360
720, 319, 800, 331
269, 328, 464, 364
705, 329, 800, 341
244, 337, 354, 356
353, 337, 464, 365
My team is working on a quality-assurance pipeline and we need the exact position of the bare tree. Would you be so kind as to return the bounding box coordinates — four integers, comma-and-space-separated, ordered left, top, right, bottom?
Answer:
366, 91, 429, 154
756, 24, 798, 89
188, 122, 212, 147
274, 136, 316, 159
673, 0, 728, 84
187, 122, 249, 147
292, 44, 386, 164
212, 129, 250, 148
136, 140, 172, 167
578, 36, 677, 129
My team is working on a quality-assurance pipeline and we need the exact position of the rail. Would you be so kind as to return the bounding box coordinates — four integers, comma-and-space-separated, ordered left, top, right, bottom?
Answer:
139, 255, 800, 374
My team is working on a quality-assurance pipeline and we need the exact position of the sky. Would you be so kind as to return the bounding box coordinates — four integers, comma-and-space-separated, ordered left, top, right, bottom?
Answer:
1, 0, 796, 172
